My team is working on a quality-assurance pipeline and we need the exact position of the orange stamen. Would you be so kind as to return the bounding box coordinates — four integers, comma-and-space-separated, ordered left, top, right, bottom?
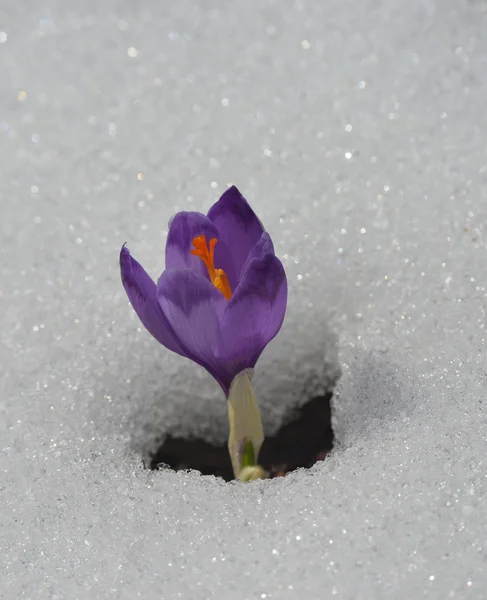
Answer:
191, 235, 232, 300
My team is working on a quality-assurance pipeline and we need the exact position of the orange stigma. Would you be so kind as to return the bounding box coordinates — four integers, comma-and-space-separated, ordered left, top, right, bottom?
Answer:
191, 235, 232, 300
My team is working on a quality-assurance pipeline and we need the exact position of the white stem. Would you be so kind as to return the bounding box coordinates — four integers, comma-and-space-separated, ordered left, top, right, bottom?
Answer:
227, 369, 264, 479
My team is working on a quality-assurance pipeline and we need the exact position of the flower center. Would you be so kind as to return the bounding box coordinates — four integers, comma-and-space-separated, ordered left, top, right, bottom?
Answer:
191, 235, 232, 300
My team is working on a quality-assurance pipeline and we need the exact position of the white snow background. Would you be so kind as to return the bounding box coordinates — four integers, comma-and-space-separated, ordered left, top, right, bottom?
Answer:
1, 1, 487, 598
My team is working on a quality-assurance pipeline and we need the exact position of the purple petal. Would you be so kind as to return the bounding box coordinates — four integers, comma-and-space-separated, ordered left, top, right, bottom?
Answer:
165, 211, 223, 278
240, 232, 275, 274
217, 252, 288, 381
120, 246, 185, 356
156, 268, 229, 392
207, 186, 264, 290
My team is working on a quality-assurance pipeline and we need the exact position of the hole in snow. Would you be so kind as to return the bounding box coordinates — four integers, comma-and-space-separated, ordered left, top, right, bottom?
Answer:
148, 391, 334, 481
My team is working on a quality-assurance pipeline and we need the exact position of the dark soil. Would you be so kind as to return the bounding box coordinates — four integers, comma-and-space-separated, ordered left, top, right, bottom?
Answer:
149, 392, 334, 481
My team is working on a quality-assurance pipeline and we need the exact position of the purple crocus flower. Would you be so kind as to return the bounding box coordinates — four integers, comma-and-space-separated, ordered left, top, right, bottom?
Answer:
120, 186, 287, 397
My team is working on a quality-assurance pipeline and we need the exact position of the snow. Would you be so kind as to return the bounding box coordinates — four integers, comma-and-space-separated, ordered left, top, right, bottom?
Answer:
2, 0, 487, 598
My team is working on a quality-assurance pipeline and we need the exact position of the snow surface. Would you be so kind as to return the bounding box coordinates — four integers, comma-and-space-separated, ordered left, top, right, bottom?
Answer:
2, 0, 487, 598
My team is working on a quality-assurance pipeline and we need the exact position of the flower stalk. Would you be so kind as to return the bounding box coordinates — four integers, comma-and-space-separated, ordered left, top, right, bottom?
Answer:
227, 370, 265, 480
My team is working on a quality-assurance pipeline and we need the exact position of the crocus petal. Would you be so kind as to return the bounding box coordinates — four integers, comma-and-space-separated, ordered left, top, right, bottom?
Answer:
156, 268, 228, 392
165, 211, 223, 278
217, 252, 288, 382
207, 186, 264, 289
240, 232, 275, 274
120, 246, 185, 356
